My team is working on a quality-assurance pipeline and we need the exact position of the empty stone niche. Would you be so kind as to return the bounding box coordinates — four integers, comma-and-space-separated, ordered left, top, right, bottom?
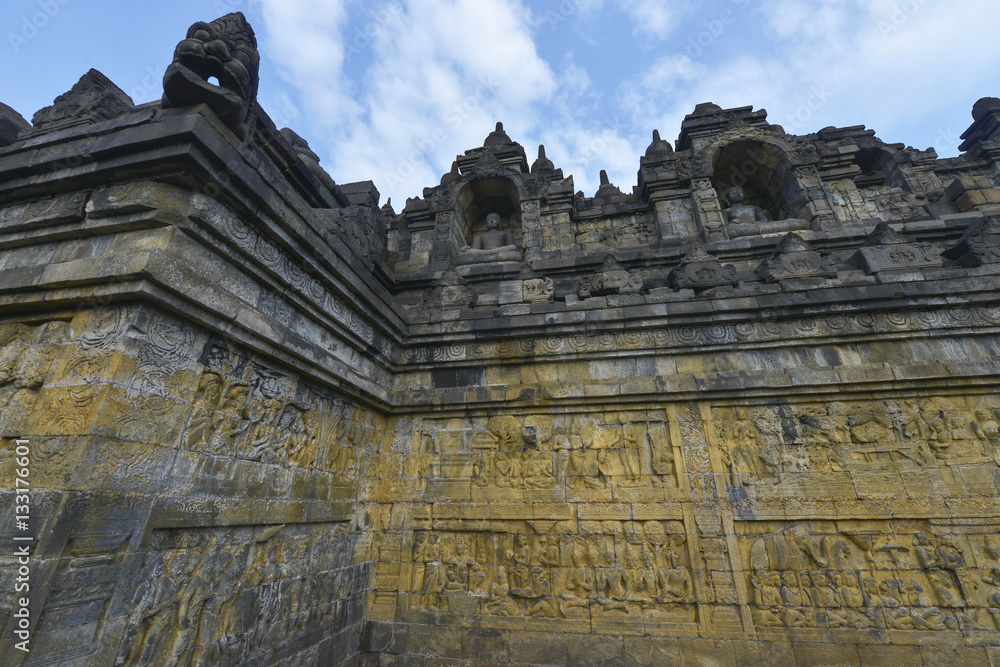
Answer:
853, 146, 896, 188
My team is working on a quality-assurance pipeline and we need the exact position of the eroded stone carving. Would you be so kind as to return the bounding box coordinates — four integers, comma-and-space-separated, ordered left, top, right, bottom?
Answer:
755, 233, 838, 282
667, 245, 737, 291
32, 69, 134, 134
406, 414, 677, 495
0, 101, 30, 145
118, 524, 361, 665
579, 256, 643, 298
162, 12, 260, 141
943, 216, 1000, 267
522, 277, 554, 303
850, 222, 940, 274
712, 396, 1000, 492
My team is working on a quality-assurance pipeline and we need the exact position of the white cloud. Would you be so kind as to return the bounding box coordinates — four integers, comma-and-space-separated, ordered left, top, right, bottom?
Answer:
257, 0, 360, 126
617, 0, 681, 39
259, 0, 559, 204
575, 0, 685, 39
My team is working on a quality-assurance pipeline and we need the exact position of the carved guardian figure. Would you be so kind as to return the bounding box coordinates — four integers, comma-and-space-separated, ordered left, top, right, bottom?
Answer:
162, 12, 260, 140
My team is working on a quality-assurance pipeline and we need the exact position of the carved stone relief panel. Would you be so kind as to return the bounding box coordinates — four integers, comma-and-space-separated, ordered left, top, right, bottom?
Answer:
0, 317, 69, 438
575, 213, 656, 251
737, 519, 1000, 637
116, 522, 364, 666
710, 395, 1000, 503
404, 411, 680, 501
182, 339, 386, 483
24, 306, 139, 439
398, 523, 700, 632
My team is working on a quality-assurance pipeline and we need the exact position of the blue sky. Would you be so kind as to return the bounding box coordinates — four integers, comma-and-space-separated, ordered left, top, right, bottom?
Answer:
3, 0, 998, 207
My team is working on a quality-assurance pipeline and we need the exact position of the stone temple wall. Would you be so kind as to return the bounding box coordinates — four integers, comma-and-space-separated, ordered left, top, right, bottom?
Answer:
1, 11, 1000, 667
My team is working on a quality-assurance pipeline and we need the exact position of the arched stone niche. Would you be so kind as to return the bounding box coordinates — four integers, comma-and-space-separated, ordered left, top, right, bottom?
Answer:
853, 147, 894, 187
710, 140, 794, 221
454, 176, 523, 249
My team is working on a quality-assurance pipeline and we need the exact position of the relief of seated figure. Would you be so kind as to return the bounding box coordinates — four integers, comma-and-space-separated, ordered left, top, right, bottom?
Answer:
456, 212, 523, 264
722, 186, 769, 224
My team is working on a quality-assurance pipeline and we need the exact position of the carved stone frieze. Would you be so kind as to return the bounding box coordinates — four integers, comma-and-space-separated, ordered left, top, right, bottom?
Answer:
406, 413, 679, 497
398, 524, 698, 625
402, 306, 1000, 364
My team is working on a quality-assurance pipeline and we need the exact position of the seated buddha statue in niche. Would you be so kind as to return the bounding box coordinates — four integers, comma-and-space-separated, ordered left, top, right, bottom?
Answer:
722, 186, 769, 224
456, 212, 523, 264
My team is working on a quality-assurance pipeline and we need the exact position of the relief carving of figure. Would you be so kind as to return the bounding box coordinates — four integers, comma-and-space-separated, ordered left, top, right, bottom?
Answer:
981, 536, 1000, 597
122, 553, 185, 666
751, 572, 784, 627
560, 538, 597, 612
419, 534, 448, 607
596, 550, 630, 611
811, 571, 840, 608
484, 568, 521, 616
779, 571, 801, 607
567, 440, 604, 489
632, 552, 659, 603
456, 212, 522, 264
522, 451, 556, 489
184, 373, 224, 450
972, 409, 1000, 464
507, 535, 533, 597
721, 443, 772, 487
840, 572, 865, 608
525, 568, 558, 617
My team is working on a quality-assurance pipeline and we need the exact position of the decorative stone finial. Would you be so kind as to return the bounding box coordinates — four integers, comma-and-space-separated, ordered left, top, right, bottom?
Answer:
484, 121, 512, 147
595, 170, 623, 199
530, 144, 555, 173
942, 216, 1000, 267
755, 233, 837, 283
861, 221, 910, 247
850, 222, 939, 274
280, 127, 338, 194
645, 129, 673, 156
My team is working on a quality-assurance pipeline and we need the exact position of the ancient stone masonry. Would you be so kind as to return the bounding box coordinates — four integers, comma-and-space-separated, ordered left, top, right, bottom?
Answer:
1, 11, 1000, 666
